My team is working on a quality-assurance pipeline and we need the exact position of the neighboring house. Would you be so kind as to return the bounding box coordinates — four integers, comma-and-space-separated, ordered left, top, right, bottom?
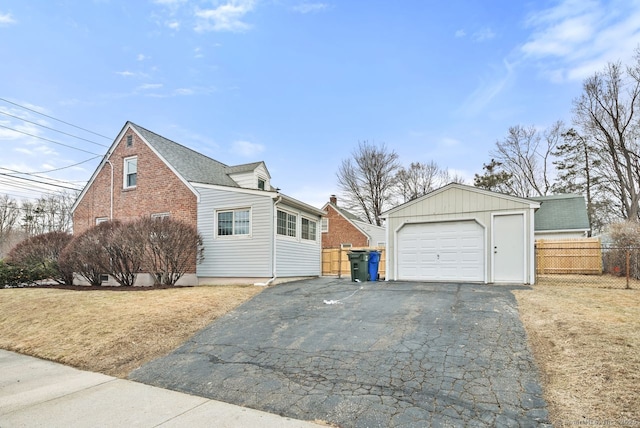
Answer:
72, 121, 325, 285
529, 194, 590, 240
320, 195, 386, 249
382, 183, 539, 284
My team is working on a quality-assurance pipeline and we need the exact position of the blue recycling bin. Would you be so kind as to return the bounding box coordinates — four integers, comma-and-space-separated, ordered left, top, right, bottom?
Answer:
368, 250, 380, 281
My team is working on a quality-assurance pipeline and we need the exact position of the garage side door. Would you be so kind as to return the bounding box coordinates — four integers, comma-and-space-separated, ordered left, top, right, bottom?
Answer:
397, 221, 485, 282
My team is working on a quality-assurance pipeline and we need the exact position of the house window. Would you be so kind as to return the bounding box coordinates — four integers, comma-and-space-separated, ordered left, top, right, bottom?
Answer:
277, 210, 297, 237
123, 157, 137, 188
126, 135, 133, 147
217, 208, 250, 236
96, 217, 108, 225
151, 212, 170, 220
100, 274, 109, 283
321, 218, 329, 233
341, 243, 352, 249
301, 218, 317, 241
258, 178, 265, 190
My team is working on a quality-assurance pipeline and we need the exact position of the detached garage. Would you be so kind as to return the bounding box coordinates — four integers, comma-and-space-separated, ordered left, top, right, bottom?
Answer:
382, 183, 540, 284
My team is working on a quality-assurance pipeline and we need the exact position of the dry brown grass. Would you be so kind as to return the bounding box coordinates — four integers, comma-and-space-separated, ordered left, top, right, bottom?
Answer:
514, 284, 640, 426
0, 285, 262, 378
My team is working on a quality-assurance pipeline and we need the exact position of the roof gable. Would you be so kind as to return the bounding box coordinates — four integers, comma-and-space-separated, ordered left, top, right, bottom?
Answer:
131, 123, 239, 187
530, 194, 590, 232
382, 183, 540, 217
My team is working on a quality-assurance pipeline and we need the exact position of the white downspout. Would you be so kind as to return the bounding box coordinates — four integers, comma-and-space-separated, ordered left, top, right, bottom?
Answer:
255, 193, 281, 286
105, 160, 113, 220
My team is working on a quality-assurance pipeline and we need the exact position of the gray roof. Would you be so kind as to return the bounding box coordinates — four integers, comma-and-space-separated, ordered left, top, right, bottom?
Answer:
131, 122, 240, 187
530, 194, 590, 232
327, 203, 364, 222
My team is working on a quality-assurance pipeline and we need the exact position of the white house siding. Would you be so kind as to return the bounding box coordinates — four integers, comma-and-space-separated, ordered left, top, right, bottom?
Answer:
229, 164, 270, 190
275, 202, 322, 277
384, 185, 537, 283
195, 185, 273, 278
535, 231, 588, 241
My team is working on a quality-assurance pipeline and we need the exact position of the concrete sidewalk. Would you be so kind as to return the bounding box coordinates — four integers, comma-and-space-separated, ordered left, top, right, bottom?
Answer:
0, 349, 319, 428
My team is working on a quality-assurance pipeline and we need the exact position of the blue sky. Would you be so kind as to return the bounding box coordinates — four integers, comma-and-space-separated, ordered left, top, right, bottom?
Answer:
2, 0, 640, 208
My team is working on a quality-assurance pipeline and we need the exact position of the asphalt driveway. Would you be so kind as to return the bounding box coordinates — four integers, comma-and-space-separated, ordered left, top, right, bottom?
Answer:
130, 278, 550, 427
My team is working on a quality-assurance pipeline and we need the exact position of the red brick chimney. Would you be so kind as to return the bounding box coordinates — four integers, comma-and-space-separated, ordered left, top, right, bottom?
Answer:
330, 195, 337, 205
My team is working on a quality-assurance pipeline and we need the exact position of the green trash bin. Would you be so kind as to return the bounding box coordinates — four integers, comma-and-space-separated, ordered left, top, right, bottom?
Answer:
348, 250, 369, 282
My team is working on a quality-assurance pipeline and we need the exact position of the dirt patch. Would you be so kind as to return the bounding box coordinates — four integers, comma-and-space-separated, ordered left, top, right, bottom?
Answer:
0, 285, 262, 377
514, 285, 640, 426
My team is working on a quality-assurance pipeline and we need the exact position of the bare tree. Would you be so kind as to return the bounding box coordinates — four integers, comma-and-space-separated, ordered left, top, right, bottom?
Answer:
0, 194, 20, 257
489, 122, 563, 197
573, 57, 640, 221
137, 217, 204, 285
337, 141, 400, 226
60, 223, 112, 286
395, 161, 454, 203
6, 231, 74, 285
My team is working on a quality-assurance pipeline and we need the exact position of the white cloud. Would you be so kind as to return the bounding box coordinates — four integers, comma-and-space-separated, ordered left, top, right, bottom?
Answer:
136, 54, 149, 61
0, 12, 16, 26
116, 70, 136, 77
137, 83, 163, 90
455, 29, 466, 38
292, 3, 329, 14
458, 59, 515, 116
232, 140, 264, 157
166, 20, 180, 30
472, 27, 496, 42
521, 0, 640, 81
194, 0, 256, 33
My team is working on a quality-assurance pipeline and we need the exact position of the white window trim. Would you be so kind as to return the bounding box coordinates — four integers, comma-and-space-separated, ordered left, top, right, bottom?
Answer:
151, 212, 170, 219
96, 217, 108, 225
277, 208, 298, 240
257, 176, 267, 190
215, 207, 252, 238
301, 216, 318, 242
123, 156, 137, 189
321, 217, 329, 233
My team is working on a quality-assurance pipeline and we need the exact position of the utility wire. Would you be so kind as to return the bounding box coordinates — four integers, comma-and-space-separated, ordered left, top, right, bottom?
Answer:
0, 124, 102, 156
0, 111, 110, 148
0, 97, 112, 140
0, 156, 101, 175
0, 172, 82, 191
0, 165, 94, 185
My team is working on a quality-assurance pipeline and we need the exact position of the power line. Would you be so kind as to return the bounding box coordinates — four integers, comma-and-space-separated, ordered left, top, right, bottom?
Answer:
0, 97, 112, 140
0, 156, 101, 174
0, 111, 110, 148
0, 163, 96, 184
0, 172, 82, 191
0, 124, 103, 156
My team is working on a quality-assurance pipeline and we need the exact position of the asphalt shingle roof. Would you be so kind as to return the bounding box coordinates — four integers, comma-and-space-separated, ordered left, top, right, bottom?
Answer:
530, 194, 590, 232
131, 122, 240, 187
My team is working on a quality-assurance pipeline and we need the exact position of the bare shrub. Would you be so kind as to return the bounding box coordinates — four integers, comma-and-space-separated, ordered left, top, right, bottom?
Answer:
102, 221, 146, 287
135, 217, 204, 285
60, 222, 113, 286
604, 221, 640, 278
6, 231, 73, 285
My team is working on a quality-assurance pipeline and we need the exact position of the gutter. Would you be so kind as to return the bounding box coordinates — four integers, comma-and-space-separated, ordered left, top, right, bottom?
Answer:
254, 193, 282, 286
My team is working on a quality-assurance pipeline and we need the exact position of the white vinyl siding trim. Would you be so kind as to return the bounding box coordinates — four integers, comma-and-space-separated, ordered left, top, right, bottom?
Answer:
275, 202, 322, 277
196, 186, 272, 277
321, 217, 329, 233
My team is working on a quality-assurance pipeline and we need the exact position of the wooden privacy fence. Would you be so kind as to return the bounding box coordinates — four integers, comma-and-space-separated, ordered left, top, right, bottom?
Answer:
535, 238, 602, 275
322, 247, 386, 279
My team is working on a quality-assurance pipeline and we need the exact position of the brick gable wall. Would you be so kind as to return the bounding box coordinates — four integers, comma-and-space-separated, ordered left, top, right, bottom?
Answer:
321, 204, 369, 249
73, 128, 198, 271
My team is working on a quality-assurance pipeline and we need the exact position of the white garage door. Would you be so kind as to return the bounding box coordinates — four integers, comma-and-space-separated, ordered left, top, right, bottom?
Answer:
397, 221, 485, 282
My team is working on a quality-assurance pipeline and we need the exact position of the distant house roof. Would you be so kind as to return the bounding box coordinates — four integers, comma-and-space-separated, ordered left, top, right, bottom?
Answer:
530, 194, 590, 232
